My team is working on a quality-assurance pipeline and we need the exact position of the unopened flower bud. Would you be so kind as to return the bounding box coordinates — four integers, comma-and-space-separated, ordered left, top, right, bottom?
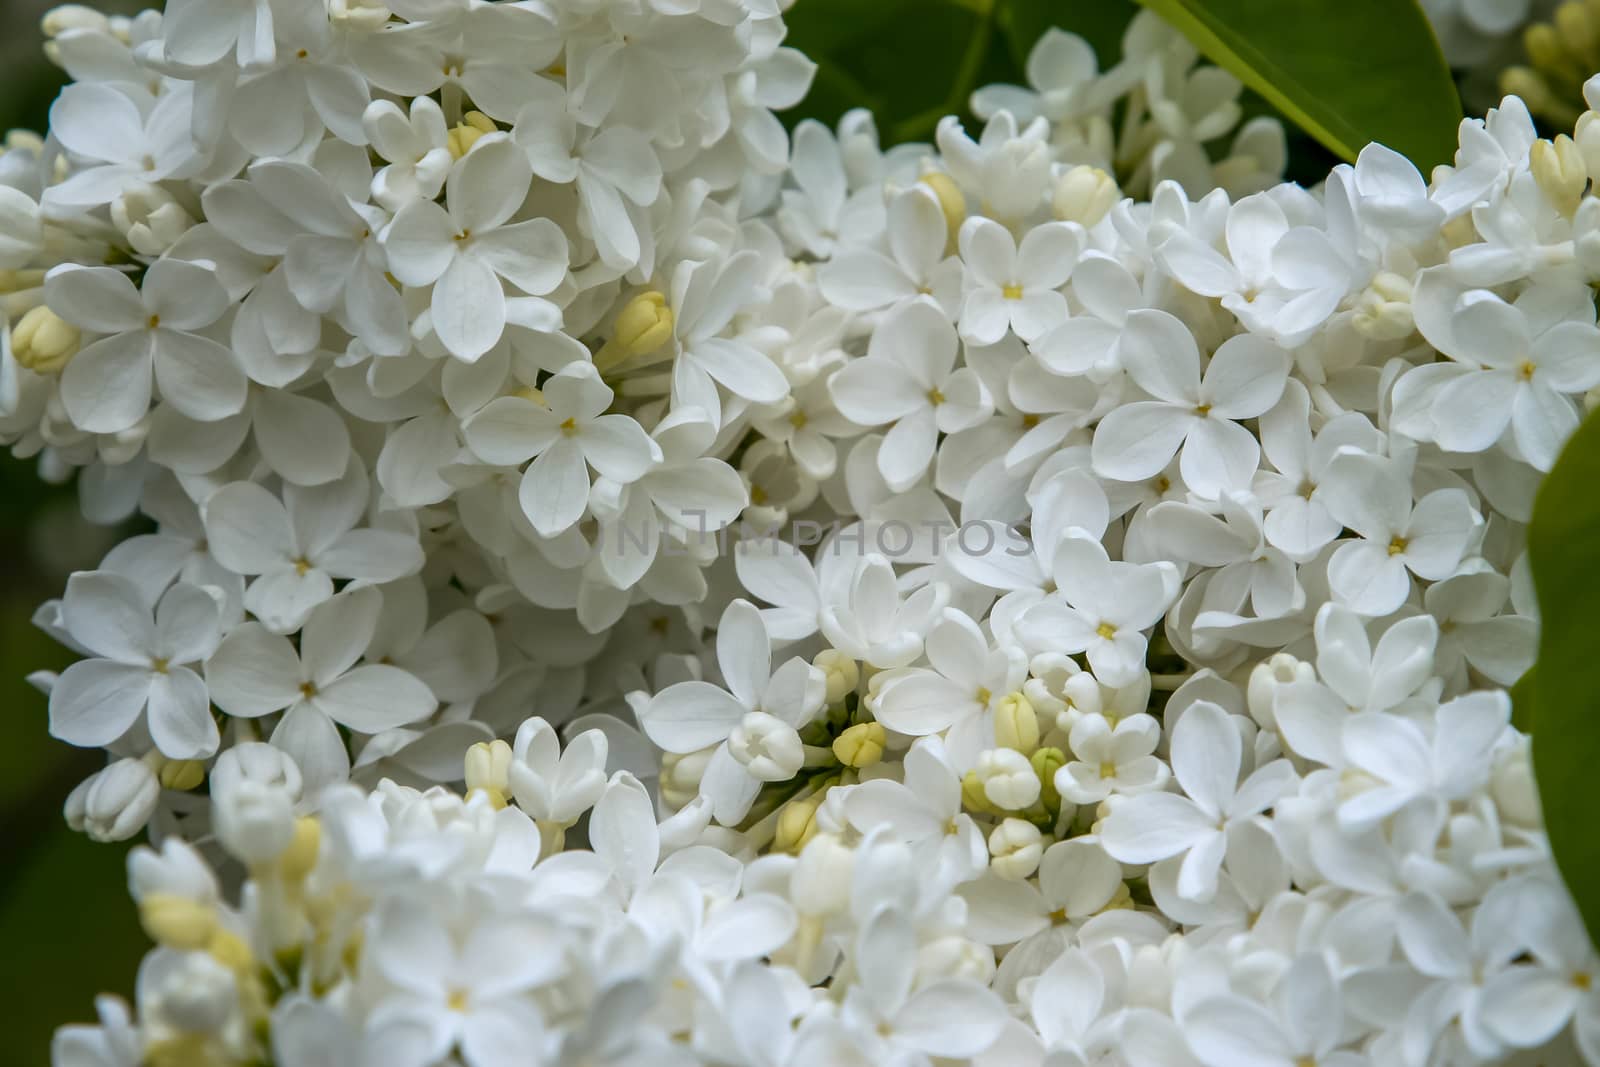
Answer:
11, 305, 80, 373
1531, 135, 1588, 216
111, 183, 197, 257
993, 690, 1040, 755
159, 759, 205, 791
465, 738, 513, 808
832, 720, 885, 767
1351, 270, 1415, 341
975, 747, 1040, 811
447, 111, 497, 159
152, 952, 236, 1034
42, 4, 109, 36
140, 893, 218, 950
214, 779, 296, 866
987, 817, 1043, 880
1053, 165, 1119, 227
1492, 736, 1541, 827
68, 757, 159, 842
595, 290, 674, 372
1246, 653, 1314, 730
1031, 746, 1067, 811
1576, 111, 1600, 176
328, 0, 391, 31
774, 789, 825, 853
916, 935, 995, 986
278, 817, 322, 883
918, 171, 966, 245
661, 748, 713, 807
815, 649, 859, 704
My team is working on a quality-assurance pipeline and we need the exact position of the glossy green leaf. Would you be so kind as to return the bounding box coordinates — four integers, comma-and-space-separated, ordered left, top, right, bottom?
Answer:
1528, 411, 1600, 950
1132, 0, 1462, 169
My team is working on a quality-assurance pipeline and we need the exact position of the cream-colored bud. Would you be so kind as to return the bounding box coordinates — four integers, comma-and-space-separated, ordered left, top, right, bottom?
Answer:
1491, 736, 1542, 827
1246, 652, 1314, 730
815, 649, 859, 704
511, 383, 546, 405
42, 4, 109, 36
1531, 135, 1589, 216
140, 893, 218, 950
328, 0, 392, 31
111, 183, 197, 257
278, 816, 322, 883
465, 739, 512, 809
975, 748, 1040, 811
1575, 111, 1600, 178
987, 818, 1043, 880
832, 720, 885, 768
595, 290, 674, 372
0, 268, 45, 294
918, 171, 966, 245
915, 935, 995, 987
158, 759, 206, 791
1052, 165, 1119, 227
774, 790, 825, 853
1351, 270, 1416, 341
447, 112, 498, 159
993, 690, 1040, 755
11, 304, 80, 373
660, 748, 713, 808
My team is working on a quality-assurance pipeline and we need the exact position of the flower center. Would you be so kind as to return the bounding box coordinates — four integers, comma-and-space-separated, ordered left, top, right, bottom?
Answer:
1001, 283, 1024, 300
927, 386, 945, 406
560, 417, 579, 436
1096, 622, 1117, 640
1387, 535, 1409, 556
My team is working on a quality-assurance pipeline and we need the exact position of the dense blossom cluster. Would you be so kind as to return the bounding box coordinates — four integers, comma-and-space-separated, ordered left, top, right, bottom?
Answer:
6, 1, 1599, 1065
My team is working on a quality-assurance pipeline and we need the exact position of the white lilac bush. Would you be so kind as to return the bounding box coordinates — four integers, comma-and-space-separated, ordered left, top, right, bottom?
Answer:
6, 0, 1600, 1065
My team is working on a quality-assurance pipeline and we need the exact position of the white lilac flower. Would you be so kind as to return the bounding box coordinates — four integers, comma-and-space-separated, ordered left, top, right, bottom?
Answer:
9, 3, 1600, 1065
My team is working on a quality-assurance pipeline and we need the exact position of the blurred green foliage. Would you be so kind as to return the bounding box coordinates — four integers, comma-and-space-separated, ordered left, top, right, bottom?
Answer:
1526, 411, 1600, 951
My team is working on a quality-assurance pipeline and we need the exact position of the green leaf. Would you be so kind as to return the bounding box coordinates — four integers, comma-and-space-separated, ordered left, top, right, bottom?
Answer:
1511, 666, 1536, 733
1131, 0, 1462, 169
1528, 411, 1600, 950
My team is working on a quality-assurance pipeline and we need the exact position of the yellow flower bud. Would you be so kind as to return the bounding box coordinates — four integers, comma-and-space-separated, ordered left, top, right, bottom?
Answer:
960, 771, 998, 815
158, 759, 206, 791
447, 111, 498, 159
1531, 135, 1588, 216
1031, 746, 1066, 814
774, 790, 826, 853
1052, 165, 1119, 227
815, 649, 860, 705
832, 721, 886, 768
207, 928, 254, 973
918, 171, 966, 247
993, 691, 1040, 755
11, 305, 80, 373
140, 893, 218, 950
595, 290, 674, 372
0, 268, 45, 294
278, 816, 322, 883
